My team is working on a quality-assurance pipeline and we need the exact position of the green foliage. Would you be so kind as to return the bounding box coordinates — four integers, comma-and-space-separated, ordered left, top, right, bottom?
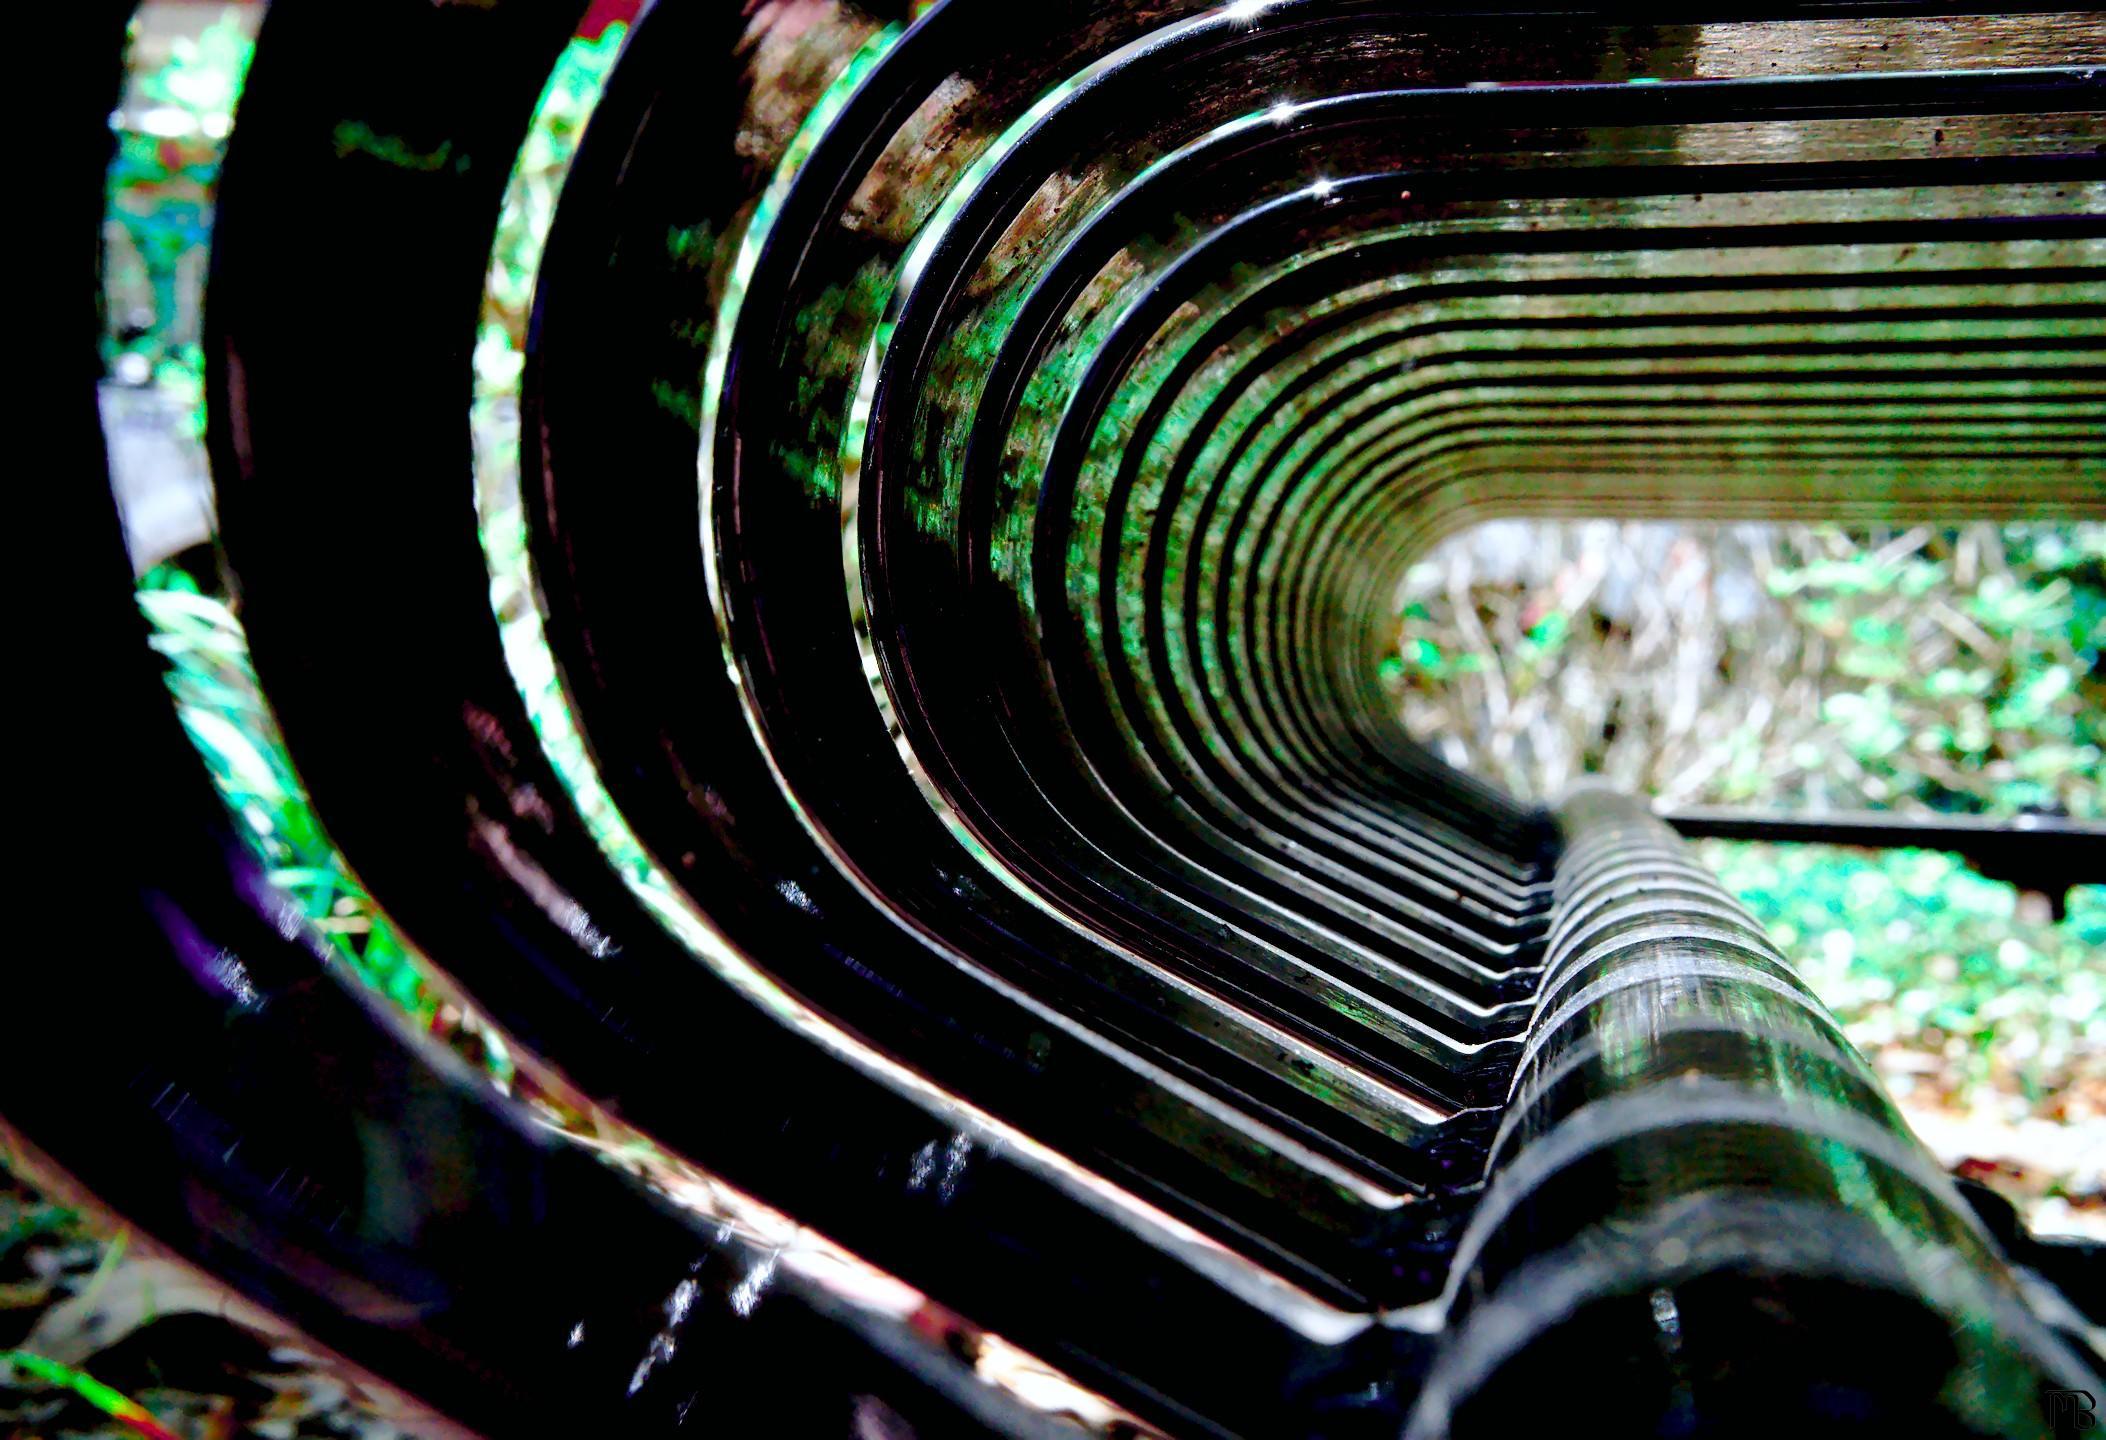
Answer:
474, 22, 627, 397
1709, 840, 2103, 1128
103, 9, 254, 430
135, 563, 459, 1039
1772, 527, 2104, 819
0, 1195, 79, 1259
1391, 523, 2104, 819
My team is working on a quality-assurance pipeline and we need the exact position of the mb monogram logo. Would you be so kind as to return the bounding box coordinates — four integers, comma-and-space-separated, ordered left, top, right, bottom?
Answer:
2046, 1390, 2098, 1435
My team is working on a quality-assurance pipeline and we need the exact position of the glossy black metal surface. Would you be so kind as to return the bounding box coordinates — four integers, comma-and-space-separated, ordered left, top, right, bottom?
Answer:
26, 15, 1079, 1435
29, 1, 2105, 1434
1417, 788, 2097, 1437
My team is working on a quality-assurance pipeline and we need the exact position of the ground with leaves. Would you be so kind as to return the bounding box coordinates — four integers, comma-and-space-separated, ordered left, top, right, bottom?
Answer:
1, 1168, 418, 1439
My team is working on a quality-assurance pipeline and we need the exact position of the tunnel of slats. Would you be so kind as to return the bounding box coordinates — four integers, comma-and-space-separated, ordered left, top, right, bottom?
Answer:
25, 2, 2105, 1436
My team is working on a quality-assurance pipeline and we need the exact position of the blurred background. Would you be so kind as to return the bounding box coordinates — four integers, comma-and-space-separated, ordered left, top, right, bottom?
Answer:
7, 4, 2098, 1435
